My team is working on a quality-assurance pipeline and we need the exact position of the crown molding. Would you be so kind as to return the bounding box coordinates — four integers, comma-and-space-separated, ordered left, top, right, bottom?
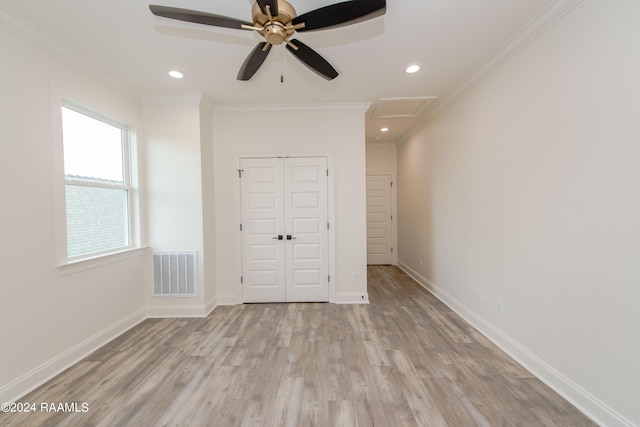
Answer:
424, 0, 583, 122
140, 93, 206, 106
0, 5, 68, 58
213, 103, 371, 115
366, 141, 398, 148
0, 5, 138, 99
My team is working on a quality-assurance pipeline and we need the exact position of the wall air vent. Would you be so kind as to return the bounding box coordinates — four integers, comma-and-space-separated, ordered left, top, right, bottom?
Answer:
152, 252, 197, 296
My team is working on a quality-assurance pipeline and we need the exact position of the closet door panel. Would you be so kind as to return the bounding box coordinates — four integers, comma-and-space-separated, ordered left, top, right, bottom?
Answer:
240, 158, 286, 302
284, 157, 329, 302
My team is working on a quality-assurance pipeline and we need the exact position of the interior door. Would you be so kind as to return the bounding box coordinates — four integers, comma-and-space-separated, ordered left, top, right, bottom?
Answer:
241, 157, 329, 302
284, 157, 329, 302
366, 174, 393, 265
240, 158, 286, 302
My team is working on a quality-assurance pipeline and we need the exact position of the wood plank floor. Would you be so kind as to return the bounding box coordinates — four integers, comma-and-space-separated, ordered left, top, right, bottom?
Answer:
1, 266, 596, 426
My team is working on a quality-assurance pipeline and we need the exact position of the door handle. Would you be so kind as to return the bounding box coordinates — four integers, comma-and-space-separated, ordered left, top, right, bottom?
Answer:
286, 235, 296, 240
272, 235, 283, 240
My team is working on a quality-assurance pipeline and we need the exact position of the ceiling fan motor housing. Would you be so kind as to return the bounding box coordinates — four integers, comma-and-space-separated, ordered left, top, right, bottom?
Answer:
252, 0, 297, 45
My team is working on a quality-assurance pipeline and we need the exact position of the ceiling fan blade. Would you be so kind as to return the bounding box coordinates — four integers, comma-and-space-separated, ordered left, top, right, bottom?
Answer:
285, 39, 338, 80
292, 0, 386, 32
149, 5, 252, 29
237, 42, 272, 80
256, 0, 278, 16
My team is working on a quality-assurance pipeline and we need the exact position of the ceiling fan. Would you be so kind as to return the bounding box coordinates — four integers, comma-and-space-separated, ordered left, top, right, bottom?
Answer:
149, 0, 387, 81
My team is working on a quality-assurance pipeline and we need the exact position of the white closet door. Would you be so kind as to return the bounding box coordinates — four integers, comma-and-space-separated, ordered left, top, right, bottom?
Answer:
240, 158, 286, 302
284, 157, 329, 302
241, 157, 329, 302
366, 174, 393, 265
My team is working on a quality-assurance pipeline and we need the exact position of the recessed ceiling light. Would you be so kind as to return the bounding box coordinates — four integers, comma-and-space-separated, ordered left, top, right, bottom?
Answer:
405, 64, 420, 74
168, 70, 185, 79
380, 127, 389, 132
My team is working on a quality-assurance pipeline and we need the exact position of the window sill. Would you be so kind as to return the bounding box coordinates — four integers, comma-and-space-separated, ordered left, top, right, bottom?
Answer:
57, 247, 148, 276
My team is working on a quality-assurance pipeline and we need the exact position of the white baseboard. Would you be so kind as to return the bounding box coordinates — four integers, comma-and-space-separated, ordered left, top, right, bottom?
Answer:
210, 294, 369, 305
334, 292, 369, 304
205, 296, 218, 316
216, 293, 240, 306
1, 301, 218, 403
146, 304, 211, 318
0, 307, 146, 403
397, 260, 634, 427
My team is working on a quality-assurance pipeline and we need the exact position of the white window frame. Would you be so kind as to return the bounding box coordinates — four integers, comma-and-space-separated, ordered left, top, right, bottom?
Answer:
53, 95, 142, 273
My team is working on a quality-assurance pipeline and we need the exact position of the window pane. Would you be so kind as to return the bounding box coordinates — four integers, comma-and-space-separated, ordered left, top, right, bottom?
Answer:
66, 185, 129, 258
62, 107, 124, 183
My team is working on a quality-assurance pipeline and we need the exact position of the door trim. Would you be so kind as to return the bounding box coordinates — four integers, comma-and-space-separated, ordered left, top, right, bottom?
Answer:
234, 154, 336, 303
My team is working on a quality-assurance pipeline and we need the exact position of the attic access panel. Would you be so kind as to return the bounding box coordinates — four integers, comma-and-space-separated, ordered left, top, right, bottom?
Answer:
370, 97, 437, 119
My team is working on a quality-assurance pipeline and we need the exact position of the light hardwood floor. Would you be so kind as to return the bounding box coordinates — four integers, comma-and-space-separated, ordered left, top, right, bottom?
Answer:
1, 266, 596, 426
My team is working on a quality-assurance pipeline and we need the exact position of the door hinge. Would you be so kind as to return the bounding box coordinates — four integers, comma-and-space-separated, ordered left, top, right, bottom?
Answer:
328, 275, 330, 282
391, 181, 393, 187
327, 222, 330, 230
391, 215, 393, 220
391, 248, 394, 253
326, 169, 329, 177
238, 169, 243, 178
240, 223, 243, 231
240, 275, 243, 284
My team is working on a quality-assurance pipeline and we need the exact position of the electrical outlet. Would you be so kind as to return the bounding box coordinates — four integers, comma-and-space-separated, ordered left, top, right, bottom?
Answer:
497, 299, 504, 315
352, 272, 358, 282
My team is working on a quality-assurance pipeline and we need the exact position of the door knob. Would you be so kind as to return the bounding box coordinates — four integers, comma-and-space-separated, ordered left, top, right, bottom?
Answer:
272, 235, 283, 240
286, 235, 296, 240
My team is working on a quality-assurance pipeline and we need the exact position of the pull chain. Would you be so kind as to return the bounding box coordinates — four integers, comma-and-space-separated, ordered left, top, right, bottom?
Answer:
280, 44, 284, 83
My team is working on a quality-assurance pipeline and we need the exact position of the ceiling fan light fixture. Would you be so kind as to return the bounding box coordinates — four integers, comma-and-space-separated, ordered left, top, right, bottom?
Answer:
168, 70, 185, 79
405, 64, 420, 74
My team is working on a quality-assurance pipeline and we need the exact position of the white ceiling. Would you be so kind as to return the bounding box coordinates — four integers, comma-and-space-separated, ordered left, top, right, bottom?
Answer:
0, 0, 552, 143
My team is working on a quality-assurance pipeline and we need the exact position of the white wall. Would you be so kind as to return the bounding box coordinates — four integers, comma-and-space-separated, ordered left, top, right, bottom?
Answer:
142, 94, 216, 316
366, 142, 397, 175
200, 99, 217, 311
0, 24, 147, 402
397, 1, 640, 426
213, 105, 369, 304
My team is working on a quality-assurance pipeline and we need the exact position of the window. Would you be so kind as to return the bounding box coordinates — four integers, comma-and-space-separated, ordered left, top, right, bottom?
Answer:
61, 106, 132, 259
